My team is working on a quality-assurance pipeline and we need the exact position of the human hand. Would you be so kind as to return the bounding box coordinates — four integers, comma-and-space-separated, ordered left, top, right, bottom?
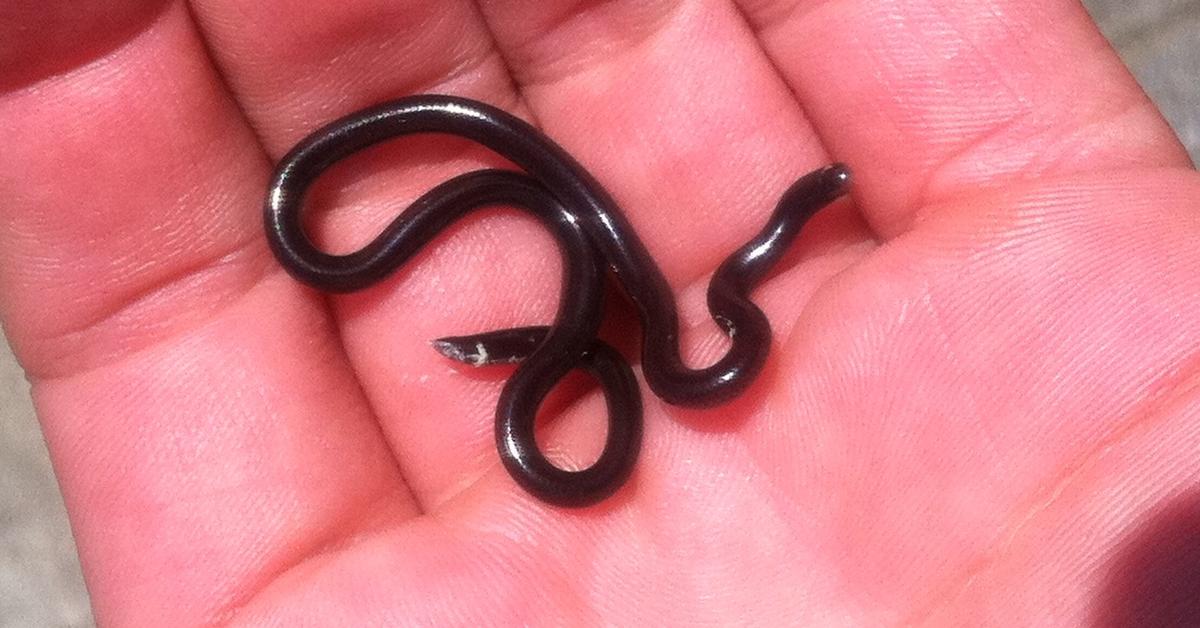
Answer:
2, 0, 1198, 625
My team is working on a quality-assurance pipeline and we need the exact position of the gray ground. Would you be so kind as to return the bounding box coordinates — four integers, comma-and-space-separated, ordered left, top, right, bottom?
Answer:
1, 2, 1196, 626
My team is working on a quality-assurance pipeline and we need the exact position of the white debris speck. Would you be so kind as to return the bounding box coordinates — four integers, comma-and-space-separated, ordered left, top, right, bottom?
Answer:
470, 342, 489, 367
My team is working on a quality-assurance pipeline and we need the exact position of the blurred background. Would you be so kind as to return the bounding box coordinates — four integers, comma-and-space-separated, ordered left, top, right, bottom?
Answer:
1, 1, 1197, 625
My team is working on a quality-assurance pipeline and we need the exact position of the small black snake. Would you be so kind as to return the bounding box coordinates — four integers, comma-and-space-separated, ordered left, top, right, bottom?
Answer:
264, 95, 851, 507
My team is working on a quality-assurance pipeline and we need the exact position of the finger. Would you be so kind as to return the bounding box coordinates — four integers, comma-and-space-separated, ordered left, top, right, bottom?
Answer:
186, 0, 513, 155
188, 0, 584, 508
476, 0, 872, 285
0, 3, 416, 623
737, 0, 1193, 236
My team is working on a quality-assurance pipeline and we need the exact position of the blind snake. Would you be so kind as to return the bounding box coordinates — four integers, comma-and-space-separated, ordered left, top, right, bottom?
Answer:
264, 94, 851, 507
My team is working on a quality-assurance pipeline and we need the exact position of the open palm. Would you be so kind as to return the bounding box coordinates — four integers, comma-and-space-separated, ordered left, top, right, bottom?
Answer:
4, 0, 1199, 625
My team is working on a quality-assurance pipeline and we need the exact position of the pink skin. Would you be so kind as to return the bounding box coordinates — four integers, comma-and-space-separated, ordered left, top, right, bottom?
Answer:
1, 0, 1197, 625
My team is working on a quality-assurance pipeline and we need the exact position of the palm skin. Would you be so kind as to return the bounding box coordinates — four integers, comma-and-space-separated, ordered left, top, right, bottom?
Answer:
2, 0, 1199, 625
